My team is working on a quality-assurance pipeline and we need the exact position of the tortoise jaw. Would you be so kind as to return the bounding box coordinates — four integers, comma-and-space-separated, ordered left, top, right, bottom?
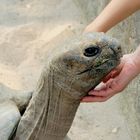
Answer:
77, 66, 93, 75
77, 58, 120, 75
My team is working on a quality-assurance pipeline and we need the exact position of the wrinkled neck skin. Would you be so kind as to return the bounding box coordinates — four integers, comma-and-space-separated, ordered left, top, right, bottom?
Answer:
14, 65, 86, 140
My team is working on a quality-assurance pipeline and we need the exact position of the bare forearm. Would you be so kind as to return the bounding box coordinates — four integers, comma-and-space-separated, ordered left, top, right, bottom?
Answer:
84, 0, 140, 33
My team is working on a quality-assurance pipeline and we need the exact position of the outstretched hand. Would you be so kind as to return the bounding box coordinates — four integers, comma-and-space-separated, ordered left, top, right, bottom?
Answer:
81, 53, 140, 102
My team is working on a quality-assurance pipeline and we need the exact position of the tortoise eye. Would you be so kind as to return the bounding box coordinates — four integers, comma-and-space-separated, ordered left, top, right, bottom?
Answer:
84, 45, 100, 57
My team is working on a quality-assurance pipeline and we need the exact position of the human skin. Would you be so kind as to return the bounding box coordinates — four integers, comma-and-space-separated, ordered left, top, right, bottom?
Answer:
82, 0, 140, 102
84, 0, 140, 33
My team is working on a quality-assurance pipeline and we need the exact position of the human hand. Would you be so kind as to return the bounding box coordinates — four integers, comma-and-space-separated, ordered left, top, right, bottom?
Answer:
81, 53, 140, 102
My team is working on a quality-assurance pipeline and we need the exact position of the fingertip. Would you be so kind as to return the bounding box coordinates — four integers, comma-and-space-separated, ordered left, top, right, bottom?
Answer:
81, 96, 95, 102
88, 91, 95, 95
89, 89, 107, 96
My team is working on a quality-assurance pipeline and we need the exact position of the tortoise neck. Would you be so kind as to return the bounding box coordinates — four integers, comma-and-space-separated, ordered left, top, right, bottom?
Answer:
15, 68, 80, 140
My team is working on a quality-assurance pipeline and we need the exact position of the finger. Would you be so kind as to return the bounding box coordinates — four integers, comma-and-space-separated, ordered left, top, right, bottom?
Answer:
103, 69, 117, 82
89, 88, 114, 97
81, 95, 113, 102
89, 79, 115, 97
103, 69, 120, 83
103, 62, 124, 83
112, 63, 124, 77
102, 73, 112, 83
81, 96, 105, 102
89, 89, 107, 96
113, 62, 136, 89
94, 82, 106, 90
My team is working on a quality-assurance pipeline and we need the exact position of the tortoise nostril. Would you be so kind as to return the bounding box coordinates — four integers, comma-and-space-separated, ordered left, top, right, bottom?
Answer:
110, 45, 121, 55
84, 45, 100, 57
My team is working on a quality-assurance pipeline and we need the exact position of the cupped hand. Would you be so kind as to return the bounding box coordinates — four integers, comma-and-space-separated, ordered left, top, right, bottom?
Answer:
81, 53, 140, 102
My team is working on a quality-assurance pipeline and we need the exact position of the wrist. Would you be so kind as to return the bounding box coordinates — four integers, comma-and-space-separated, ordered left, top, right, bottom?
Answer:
84, 24, 101, 33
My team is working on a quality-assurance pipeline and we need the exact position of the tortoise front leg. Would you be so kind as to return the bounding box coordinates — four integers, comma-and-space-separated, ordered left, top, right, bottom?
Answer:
0, 101, 21, 140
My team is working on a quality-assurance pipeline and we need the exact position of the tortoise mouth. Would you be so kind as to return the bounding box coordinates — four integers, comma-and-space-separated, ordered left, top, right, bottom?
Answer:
77, 59, 119, 75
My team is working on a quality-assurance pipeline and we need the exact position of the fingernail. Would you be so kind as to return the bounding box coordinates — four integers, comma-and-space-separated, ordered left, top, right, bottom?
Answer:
88, 91, 94, 95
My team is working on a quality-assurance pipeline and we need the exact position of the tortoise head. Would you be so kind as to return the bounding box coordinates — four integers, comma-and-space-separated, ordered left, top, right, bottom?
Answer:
52, 33, 122, 99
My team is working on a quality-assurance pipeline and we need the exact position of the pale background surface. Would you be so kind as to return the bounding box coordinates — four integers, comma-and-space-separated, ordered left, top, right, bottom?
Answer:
0, 0, 139, 140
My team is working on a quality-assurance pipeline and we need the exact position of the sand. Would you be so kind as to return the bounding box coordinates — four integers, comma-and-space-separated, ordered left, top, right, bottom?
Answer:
0, 0, 138, 140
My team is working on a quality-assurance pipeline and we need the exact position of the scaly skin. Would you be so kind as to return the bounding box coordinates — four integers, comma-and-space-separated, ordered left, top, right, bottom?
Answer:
14, 32, 122, 140
0, 83, 32, 111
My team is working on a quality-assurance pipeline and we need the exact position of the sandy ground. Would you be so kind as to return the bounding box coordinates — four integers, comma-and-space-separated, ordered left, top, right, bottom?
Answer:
0, 0, 134, 140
